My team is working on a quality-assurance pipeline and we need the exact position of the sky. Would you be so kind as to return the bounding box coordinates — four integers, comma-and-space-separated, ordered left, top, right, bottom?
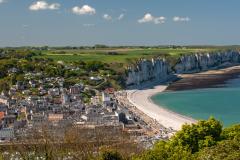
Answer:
0, 0, 240, 47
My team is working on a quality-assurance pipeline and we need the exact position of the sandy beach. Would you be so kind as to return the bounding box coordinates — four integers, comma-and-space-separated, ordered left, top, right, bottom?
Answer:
126, 82, 197, 131
125, 66, 240, 131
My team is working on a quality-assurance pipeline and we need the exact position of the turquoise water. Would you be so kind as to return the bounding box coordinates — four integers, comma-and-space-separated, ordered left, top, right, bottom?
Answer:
151, 78, 240, 127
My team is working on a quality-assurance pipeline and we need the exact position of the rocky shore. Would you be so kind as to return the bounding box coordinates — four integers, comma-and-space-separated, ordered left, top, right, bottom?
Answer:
167, 65, 240, 91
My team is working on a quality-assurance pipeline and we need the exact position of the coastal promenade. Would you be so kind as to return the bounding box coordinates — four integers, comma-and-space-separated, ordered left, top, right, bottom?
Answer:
116, 91, 169, 135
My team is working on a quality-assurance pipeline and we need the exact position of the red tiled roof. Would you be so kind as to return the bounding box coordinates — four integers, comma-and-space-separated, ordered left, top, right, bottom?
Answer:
104, 88, 115, 94
0, 112, 5, 120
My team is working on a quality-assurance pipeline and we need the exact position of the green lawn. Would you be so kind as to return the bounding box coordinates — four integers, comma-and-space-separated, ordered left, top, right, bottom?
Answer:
36, 48, 216, 64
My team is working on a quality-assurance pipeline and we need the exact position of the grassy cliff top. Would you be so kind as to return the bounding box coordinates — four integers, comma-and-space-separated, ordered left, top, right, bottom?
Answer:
34, 47, 221, 64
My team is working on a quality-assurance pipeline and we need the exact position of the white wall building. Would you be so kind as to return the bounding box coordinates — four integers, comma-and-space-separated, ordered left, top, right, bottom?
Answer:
0, 128, 14, 140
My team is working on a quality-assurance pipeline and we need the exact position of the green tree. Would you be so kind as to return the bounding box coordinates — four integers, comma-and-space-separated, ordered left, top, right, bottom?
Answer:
133, 141, 193, 160
85, 61, 104, 72
16, 74, 25, 82
170, 117, 222, 153
196, 137, 240, 160
221, 124, 240, 140
134, 118, 223, 160
99, 150, 123, 160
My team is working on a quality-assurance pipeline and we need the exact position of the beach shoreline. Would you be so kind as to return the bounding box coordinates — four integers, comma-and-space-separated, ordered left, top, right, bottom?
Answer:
126, 81, 197, 131
126, 65, 240, 131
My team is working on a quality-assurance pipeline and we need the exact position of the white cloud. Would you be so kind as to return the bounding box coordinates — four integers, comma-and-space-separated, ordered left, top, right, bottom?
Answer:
103, 14, 112, 21
173, 16, 190, 22
48, 3, 60, 10
138, 13, 166, 24
29, 1, 60, 11
154, 16, 166, 24
138, 13, 154, 23
72, 5, 96, 15
118, 13, 125, 20
0, 0, 5, 4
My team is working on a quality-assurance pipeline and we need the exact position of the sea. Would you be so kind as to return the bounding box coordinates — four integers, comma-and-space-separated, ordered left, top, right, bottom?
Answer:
151, 76, 240, 127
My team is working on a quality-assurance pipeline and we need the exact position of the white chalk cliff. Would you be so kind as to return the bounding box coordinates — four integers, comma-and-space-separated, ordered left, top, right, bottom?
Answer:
126, 51, 240, 86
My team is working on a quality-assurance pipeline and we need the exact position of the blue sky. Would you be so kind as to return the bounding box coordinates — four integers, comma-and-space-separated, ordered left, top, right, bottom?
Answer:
0, 0, 240, 46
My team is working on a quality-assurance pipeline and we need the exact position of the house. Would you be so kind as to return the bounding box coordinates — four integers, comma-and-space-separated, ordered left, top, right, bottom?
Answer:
0, 51, 5, 57
27, 96, 39, 102
0, 128, 14, 140
3, 115, 17, 127
69, 84, 83, 95
102, 114, 119, 125
106, 104, 117, 112
48, 88, 60, 96
0, 105, 7, 113
8, 67, 18, 74
53, 98, 62, 104
70, 95, 82, 102
91, 96, 100, 105
104, 88, 115, 95
115, 111, 128, 124
1, 91, 7, 97
52, 106, 62, 113
39, 86, 47, 95
16, 81, 25, 90
48, 114, 63, 122
70, 101, 85, 111
81, 114, 103, 124
8, 87, 17, 96
0, 112, 5, 121
115, 110, 133, 124
61, 92, 69, 104
32, 113, 45, 125
29, 80, 36, 88
102, 92, 111, 107
14, 120, 27, 129
22, 90, 31, 95
0, 96, 9, 106
102, 92, 111, 102
81, 106, 103, 124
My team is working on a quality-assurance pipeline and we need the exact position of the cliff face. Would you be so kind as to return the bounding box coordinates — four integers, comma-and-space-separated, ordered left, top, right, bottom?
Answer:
126, 51, 240, 86
126, 58, 170, 85
174, 51, 240, 73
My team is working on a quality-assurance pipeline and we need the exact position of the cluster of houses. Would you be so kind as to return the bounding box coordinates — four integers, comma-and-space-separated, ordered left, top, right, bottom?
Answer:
0, 73, 136, 142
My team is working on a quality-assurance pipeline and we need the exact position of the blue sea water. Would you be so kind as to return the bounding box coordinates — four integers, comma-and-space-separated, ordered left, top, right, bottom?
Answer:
151, 77, 240, 127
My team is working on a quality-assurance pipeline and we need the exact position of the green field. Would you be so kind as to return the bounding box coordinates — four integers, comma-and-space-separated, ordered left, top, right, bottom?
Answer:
36, 48, 215, 64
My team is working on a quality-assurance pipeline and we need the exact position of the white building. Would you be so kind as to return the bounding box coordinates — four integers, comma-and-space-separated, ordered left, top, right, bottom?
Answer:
0, 128, 14, 140
102, 92, 110, 102
48, 88, 60, 96
61, 92, 69, 105
0, 96, 9, 106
